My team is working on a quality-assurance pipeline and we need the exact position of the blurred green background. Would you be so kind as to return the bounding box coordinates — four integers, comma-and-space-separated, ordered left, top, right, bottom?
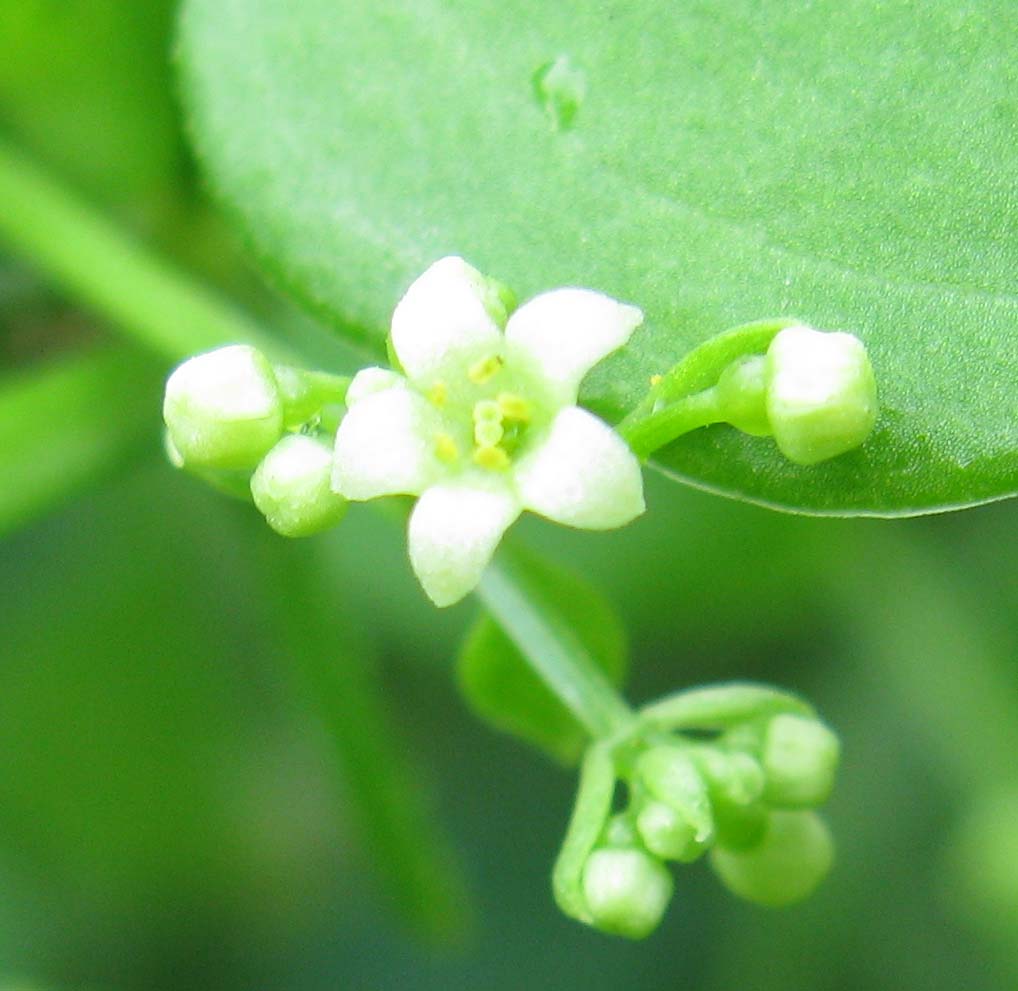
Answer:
1, 2, 1016, 989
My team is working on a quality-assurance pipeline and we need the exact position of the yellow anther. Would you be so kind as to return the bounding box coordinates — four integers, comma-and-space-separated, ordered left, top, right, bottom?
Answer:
468, 354, 504, 384
473, 444, 511, 471
650, 374, 663, 387
475, 419, 504, 447
497, 392, 531, 422
427, 381, 449, 407
434, 433, 459, 463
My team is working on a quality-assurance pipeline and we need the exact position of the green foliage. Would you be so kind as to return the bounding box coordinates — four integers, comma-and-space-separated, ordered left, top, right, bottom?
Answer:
0, 0, 181, 200
179, 0, 1017, 516
0, 346, 162, 536
458, 548, 626, 764
0, 0, 1016, 982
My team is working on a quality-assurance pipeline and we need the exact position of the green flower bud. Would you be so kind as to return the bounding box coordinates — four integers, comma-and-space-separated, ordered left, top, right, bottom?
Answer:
637, 800, 704, 863
693, 746, 768, 850
710, 810, 834, 907
635, 745, 714, 857
602, 812, 640, 848
715, 354, 772, 436
163, 345, 284, 470
765, 325, 878, 465
582, 847, 673, 939
762, 714, 841, 808
250, 434, 347, 537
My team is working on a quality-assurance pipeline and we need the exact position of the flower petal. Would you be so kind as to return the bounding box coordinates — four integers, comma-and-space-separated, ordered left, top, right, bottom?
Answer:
390, 257, 501, 383
344, 366, 404, 407
408, 482, 520, 607
505, 289, 643, 401
332, 385, 439, 499
514, 407, 645, 529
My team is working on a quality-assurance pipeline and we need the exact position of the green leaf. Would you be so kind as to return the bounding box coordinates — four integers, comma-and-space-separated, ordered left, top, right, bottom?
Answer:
179, 0, 1018, 516
0, 346, 162, 537
461, 546, 627, 763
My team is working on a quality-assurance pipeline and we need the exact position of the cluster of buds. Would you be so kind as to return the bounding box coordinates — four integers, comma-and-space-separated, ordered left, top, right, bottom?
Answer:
162, 344, 349, 536
557, 703, 841, 938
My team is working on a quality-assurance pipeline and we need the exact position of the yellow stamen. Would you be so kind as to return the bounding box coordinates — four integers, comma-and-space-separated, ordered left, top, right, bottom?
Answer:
468, 354, 504, 384
473, 399, 502, 423
650, 374, 663, 387
497, 392, 531, 422
473, 445, 511, 471
475, 420, 504, 447
427, 381, 449, 407
434, 433, 459, 463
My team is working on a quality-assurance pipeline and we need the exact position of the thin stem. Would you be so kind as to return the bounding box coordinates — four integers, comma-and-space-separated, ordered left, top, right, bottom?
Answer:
304, 370, 352, 404
477, 548, 635, 739
638, 682, 813, 732
618, 386, 724, 459
551, 740, 615, 924
0, 138, 285, 363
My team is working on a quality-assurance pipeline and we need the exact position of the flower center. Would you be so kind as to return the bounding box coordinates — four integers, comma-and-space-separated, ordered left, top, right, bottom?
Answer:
424, 350, 542, 473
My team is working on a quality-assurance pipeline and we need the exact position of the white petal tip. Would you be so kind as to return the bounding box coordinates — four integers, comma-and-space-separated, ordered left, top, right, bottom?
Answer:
332, 386, 437, 500
505, 289, 644, 399
390, 258, 501, 382
515, 407, 645, 530
409, 484, 520, 607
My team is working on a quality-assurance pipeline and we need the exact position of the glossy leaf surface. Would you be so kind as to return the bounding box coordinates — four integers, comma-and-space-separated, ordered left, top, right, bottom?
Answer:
179, 0, 1018, 515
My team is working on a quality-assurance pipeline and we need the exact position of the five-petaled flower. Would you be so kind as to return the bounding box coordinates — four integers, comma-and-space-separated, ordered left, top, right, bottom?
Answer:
331, 257, 646, 606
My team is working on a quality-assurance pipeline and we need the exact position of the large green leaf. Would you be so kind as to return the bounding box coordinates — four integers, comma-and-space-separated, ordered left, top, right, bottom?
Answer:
179, 0, 1018, 516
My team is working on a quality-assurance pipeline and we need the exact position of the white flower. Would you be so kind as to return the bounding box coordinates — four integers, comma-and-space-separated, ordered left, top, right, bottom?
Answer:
332, 257, 646, 606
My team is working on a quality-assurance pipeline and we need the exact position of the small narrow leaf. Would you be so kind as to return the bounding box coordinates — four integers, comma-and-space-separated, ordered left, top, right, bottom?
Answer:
460, 546, 627, 763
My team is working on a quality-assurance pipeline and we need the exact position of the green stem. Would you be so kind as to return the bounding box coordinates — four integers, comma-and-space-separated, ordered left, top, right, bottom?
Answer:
618, 386, 724, 459
638, 682, 813, 732
477, 548, 635, 739
551, 740, 615, 924
0, 137, 284, 363
616, 317, 798, 459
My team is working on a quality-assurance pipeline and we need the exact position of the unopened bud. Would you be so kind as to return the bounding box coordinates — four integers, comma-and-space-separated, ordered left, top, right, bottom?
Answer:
251, 434, 347, 537
693, 747, 767, 850
715, 354, 771, 436
637, 800, 703, 863
582, 847, 673, 939
635, 746, 714, 856
710, 810, 834, 907
762, 714, 840, 808
163, 345, 283, 470
765, 325, 877, 465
